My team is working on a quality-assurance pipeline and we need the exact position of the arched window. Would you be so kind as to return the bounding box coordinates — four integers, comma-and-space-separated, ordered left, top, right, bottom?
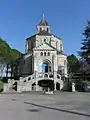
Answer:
64, 60, 66, 66
40, 27, 42, 32
24, 60, 25, 64
44, 52, 46, 56
60, 44, 62, 51
47, 28, 49, 32
48, 52, 50, 56
44, 39, 46, 42
41, 52, 43, 56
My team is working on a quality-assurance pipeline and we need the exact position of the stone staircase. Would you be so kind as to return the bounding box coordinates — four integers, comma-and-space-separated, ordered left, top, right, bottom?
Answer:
3, 72, 64, 93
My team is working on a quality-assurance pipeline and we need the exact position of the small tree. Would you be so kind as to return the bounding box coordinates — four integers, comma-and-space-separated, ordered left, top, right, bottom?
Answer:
67, 54, 81, 74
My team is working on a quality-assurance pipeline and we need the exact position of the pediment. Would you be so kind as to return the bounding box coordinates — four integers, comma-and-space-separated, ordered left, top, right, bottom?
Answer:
34, 43, 55, 50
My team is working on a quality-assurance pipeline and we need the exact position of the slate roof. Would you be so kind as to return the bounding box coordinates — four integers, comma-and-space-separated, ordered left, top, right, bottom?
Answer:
45, 42, 67, 56
37, 30, 52, 36
38, 19, 49, 26
26, 31, 62, 40
26, 34, 36, 40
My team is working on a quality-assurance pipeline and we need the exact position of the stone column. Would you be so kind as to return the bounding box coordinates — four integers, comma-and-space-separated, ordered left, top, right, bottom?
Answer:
17, 86, 21, 93
8, 79, 13, 91
52, 54, 57, 91
34, 71, 39, 91
17, 81, 22, 93
60, 81, 63, 90
34, 54, 37, 90
72, 82, 76, 92
54, 82, 57, 91
34, 53, 39, 91
3, 83, 9, 92
64, 59, 68, 78
54, 71, 57, 91
25, 83, 32, 91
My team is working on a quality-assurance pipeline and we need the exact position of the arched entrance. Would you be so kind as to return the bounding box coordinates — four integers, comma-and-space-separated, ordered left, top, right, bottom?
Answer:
38, 80, 54, 91
42, 60, 51, 73
56, 82, 60, 90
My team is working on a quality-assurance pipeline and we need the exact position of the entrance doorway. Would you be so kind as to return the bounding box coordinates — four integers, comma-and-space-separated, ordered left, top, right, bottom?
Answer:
42, 60, 51, 73
42, 63, 48, 72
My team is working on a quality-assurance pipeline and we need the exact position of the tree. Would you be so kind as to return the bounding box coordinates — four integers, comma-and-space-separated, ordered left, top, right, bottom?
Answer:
0, 38, 11, 77
0, 37, 23, 77
67, 54, 81, 74
0, 58, 6, 77
79, 21, 90, 66
7, 49, 23, 78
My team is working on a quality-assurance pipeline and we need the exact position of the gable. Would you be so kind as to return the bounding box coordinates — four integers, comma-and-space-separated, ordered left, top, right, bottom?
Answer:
34, 43, 55, 50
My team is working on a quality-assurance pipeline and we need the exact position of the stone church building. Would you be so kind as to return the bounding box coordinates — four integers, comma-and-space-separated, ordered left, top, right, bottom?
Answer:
4, 16, 67, 92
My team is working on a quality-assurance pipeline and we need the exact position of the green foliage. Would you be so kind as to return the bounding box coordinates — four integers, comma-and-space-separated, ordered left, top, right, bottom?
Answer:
79, 21, 90, 65
0, 37, 23, 77
62, 81, 72, 92
0, 80, 4, 92
82, 80, 90, 85
67, 54, 81, 73
0, 37, 23, 62
10, 49, 23, 61
0, 38, 11, 61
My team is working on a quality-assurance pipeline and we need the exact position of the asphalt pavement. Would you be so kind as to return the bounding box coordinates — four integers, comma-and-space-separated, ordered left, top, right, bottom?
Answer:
0, 92, 90, 120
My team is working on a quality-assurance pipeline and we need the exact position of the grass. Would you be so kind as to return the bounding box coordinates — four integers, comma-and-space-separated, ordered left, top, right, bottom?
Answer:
82, 80, 90, 86
0, 80, 4, 92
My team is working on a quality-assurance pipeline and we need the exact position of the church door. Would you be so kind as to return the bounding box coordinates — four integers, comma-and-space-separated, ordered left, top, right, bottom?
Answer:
45, 65, 48, 72
42, 63, 48, 73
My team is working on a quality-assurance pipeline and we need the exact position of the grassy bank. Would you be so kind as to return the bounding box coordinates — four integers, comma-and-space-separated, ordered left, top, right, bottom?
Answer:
0, 80, 4, 92
82, 80, 90, 86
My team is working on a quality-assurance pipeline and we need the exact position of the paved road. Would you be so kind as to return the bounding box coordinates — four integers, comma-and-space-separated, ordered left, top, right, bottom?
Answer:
0, 92, 90, 120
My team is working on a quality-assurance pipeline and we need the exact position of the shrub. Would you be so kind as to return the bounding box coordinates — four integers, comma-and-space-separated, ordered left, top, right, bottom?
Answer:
0, 80, 4, 92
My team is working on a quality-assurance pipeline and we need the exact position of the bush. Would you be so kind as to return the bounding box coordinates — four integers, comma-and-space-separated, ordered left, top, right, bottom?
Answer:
61, 81, 72, 92
0, 80, 4, 92
0, 77, 8, 83
75, 80, 86, 92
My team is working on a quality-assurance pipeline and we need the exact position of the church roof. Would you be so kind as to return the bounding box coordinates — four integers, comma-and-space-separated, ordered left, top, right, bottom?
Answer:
26, 32, 62, 40
38, 15, 49, 26
26, 31, 51, 40
37, 30, 51, 36
38, 19, 49, 26
45, 42, 67, 56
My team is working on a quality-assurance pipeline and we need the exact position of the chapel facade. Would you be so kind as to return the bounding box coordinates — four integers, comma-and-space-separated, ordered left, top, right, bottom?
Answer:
17, 16, 67, 91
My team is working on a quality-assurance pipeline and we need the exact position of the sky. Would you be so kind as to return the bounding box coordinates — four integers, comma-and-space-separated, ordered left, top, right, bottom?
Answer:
0, 0, 90, 56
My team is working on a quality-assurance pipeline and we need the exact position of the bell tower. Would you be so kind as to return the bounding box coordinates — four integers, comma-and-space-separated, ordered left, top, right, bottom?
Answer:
37, 15, 50, 33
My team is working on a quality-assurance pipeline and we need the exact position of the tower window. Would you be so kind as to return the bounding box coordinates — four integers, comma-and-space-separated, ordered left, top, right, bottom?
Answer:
41, 52, 43, 56
40, 27, 42, 32
44, 39, 46, 42
64, 60, 66, 66
60, 44, 62, 51
48, 52, 50, 56
44, 52, 46, 56
47, 28, 49, 32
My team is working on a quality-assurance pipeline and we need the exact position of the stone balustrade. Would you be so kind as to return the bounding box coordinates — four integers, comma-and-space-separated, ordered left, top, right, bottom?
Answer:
3, 72, 63, 93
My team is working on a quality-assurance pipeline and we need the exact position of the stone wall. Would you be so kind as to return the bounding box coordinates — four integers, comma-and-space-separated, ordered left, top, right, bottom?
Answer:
36, 35, 63, 52
57, 54, 67, 77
